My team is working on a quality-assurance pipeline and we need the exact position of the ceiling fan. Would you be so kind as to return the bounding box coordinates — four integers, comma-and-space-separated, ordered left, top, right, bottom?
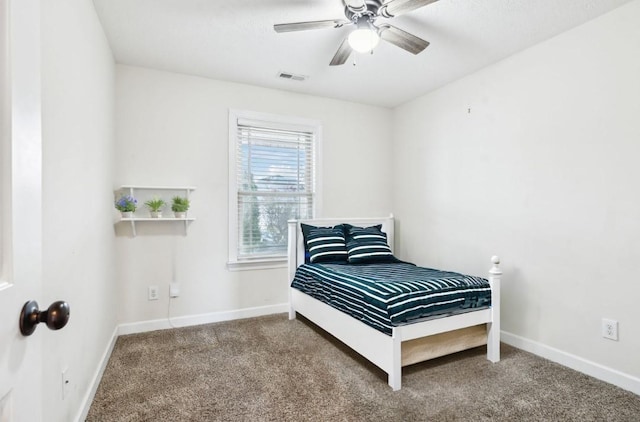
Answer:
274, 0, 438, 66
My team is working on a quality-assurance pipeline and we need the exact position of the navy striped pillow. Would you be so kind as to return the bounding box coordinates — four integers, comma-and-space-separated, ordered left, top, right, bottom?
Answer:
301, 224, 348, 263
346, 225, 395, 264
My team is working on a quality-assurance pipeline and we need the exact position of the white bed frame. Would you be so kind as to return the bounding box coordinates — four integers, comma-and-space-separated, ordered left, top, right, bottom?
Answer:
287, 214, 502, 390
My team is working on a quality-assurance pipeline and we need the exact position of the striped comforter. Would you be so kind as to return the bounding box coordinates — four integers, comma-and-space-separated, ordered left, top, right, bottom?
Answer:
291, 262, 491, 335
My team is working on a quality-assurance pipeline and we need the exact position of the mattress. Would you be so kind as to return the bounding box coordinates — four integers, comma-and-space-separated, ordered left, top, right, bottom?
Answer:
291, 262, 491, 335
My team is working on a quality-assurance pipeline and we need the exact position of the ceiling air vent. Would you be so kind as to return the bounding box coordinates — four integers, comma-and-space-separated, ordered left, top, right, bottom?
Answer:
277, 71, 307, 82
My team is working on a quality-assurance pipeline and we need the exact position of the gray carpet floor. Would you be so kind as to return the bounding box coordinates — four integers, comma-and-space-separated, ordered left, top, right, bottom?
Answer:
87, 314, 640, 421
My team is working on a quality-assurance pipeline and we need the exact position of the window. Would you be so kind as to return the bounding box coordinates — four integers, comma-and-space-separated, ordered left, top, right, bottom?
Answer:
228, 110, 321, 270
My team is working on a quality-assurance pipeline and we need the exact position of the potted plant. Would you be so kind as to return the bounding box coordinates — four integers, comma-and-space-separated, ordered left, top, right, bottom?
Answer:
171, 196, 190, 218
144, 197, 166, 218
115, 195, 137, 218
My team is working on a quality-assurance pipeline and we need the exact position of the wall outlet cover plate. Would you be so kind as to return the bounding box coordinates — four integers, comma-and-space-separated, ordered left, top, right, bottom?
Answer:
169, 283, 180, 298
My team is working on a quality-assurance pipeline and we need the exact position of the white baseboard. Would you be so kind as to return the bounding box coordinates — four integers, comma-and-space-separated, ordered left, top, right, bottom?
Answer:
117, 303, 289, 336
501, 331, 640, 396
75, 326, 118, 422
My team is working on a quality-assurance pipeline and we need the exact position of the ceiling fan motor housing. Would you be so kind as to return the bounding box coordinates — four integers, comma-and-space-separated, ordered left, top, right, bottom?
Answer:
345, 0, 382, 21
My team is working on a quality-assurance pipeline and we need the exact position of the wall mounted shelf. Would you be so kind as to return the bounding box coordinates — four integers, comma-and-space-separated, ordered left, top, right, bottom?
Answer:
115, 185, 196, 236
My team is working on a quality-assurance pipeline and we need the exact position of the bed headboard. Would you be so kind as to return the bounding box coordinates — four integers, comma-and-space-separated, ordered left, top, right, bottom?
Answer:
287, 214, 395, 282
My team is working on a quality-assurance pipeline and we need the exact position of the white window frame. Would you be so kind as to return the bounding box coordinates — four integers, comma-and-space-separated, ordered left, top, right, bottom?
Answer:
227, 109, 322, 271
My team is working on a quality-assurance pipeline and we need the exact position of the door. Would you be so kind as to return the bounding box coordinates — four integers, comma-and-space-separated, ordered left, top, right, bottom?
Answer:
0, 0, 44, 420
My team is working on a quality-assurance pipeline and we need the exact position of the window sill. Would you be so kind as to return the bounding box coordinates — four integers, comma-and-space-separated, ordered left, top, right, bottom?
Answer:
227, 258, 287, 272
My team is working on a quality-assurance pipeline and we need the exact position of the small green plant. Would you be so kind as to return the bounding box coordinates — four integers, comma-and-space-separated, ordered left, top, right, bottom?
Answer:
171, 196, 190, 213
144, 197, 166, 212
115, 195, 137, 212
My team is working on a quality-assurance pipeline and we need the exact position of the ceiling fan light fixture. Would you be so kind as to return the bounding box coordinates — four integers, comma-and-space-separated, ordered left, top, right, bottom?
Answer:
348, 20, 380, 53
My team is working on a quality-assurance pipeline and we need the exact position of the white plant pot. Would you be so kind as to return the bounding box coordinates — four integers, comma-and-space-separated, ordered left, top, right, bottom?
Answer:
174, 211, 186, 218
150, 211, 162, 218
121, 211, 133, 218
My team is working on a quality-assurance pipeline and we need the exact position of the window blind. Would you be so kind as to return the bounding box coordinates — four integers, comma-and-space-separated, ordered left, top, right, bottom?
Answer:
236, 121, 315, 258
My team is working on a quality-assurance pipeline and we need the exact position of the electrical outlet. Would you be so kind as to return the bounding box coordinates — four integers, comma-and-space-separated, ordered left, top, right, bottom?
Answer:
61, 368, 70, 400
169, 282, 180, 298
148, 285, 159, 301
602, 318, 618, 341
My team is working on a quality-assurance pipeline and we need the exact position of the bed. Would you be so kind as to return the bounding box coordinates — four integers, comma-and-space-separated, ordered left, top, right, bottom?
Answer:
287, 215, 502, 390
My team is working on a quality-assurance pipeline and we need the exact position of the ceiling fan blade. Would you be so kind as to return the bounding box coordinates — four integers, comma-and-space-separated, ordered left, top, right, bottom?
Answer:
379, 24, 429, 54
329, 38, 353, 66
274, 19, 348, 33
379, 0, 439, 18
343, 0, 367, 13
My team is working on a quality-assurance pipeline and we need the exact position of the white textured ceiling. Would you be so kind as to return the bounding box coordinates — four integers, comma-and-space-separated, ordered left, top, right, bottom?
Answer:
93, 0, 631, 108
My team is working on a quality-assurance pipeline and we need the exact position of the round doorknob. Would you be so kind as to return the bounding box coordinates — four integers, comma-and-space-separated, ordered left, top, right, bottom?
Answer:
20, 300, 70, 336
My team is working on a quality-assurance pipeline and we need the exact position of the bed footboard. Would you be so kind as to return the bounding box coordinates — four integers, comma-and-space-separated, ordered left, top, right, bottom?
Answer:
487, 256, 502, 363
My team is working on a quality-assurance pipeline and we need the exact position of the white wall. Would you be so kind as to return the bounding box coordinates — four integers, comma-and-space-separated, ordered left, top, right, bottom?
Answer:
41, 0, 116, 420
115, 65, 393, 324
392, 0, 640, 380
